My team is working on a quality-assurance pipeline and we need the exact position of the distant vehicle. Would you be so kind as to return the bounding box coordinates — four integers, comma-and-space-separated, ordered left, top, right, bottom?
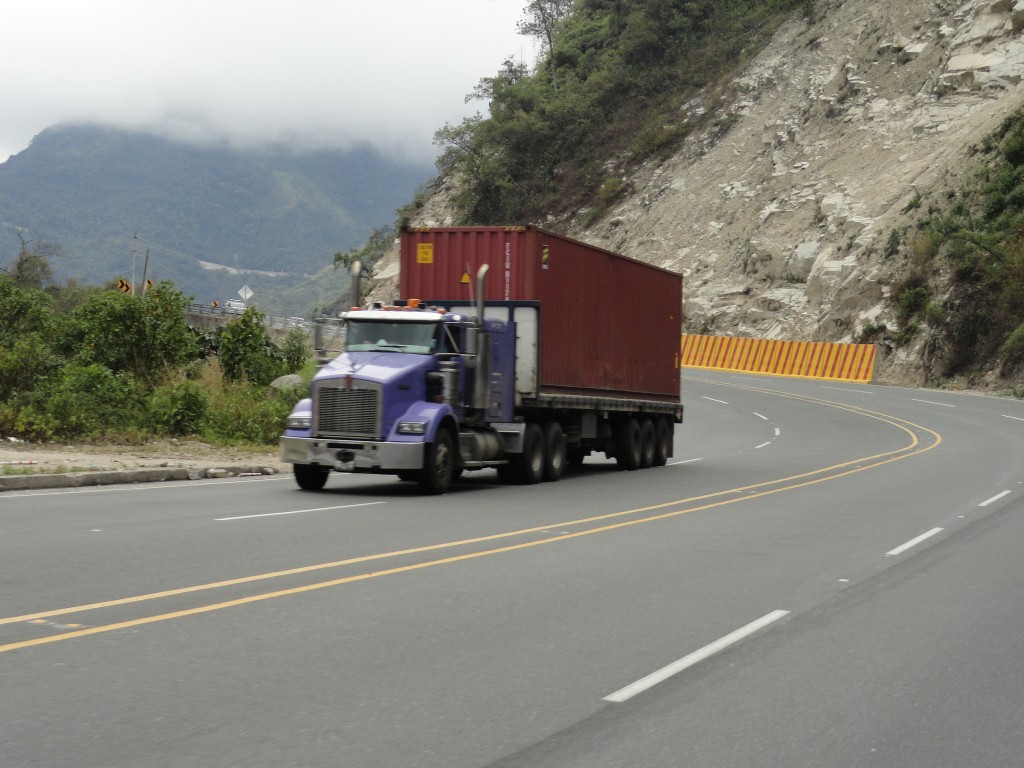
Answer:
286, 316, 307, 328
223, 299, 247, 314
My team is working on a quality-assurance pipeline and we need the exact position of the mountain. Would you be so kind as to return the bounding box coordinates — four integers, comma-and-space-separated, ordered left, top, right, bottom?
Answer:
369, 0, 1024, 386
0, 124, 433, 315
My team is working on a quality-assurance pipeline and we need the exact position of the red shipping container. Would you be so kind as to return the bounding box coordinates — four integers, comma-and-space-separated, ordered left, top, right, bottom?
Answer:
400, 226, 681, 401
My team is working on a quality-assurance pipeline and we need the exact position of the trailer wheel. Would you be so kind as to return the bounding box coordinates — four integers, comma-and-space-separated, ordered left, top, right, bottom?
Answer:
639, 419, 656, 469
294, 463, 330, 491
541, 421, 566, 482
615, 418, 642, 471
419, 427, 455, 495
652, 418, 672, 466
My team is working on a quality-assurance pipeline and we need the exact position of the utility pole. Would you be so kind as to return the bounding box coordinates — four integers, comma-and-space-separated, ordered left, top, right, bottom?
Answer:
131, 232, 138, 295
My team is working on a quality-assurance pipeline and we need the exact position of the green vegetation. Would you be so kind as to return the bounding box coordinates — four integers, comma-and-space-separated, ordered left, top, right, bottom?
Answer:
434, 0, 808, 225
902, 109, 1024, 377
0, 249, 309, 446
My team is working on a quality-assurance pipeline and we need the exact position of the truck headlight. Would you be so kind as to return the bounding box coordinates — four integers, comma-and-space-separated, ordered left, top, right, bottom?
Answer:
286, 415, 312, 429
397, 421, 427, 435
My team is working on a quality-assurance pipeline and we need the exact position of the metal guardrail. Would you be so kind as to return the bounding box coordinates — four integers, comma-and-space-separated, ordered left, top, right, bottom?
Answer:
185, 305, 347, 364
186, 303, 313, 332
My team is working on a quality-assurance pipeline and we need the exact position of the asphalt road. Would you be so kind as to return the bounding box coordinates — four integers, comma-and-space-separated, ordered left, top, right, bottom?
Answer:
3, 371, 1024, 767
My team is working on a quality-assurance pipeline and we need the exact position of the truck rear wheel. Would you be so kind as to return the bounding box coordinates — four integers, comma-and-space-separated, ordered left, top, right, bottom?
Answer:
639, 419, 656, 469
541, 421, 566, 482
615, 418, 642, 471
294, 463, 330, 491
653, 418, 672, 466
419, 427, 456, 495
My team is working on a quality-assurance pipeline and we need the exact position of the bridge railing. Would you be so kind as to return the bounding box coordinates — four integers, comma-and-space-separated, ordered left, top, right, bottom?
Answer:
185, 305, 347, 364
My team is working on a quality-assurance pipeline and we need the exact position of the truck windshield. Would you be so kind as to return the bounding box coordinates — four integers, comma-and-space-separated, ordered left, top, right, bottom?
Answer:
345, 320, 438, 354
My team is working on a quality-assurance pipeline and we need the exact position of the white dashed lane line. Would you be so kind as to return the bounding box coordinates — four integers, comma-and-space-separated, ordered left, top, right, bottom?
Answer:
603, 610, 790, 703
886, 528, 944, 557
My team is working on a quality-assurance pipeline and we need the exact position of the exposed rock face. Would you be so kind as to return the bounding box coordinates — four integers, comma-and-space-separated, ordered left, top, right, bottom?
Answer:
370, 0, 1024, 380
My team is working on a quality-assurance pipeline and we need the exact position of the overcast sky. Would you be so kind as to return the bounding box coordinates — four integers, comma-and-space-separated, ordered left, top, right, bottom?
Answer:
1, 0, 535, 166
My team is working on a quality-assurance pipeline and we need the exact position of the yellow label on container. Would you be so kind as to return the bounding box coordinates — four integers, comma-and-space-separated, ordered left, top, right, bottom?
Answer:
417, 243, 434, 264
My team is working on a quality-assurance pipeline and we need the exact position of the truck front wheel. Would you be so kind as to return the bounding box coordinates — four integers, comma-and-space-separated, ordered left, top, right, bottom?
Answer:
419, 427, 456, 495
294, 463, 330, 491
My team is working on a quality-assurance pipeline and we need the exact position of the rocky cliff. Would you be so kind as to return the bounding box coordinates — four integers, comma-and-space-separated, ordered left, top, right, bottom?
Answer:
371, 0, 1024, 383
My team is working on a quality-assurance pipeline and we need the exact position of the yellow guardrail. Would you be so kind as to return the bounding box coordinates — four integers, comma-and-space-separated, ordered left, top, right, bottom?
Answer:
681, 334, 876, 383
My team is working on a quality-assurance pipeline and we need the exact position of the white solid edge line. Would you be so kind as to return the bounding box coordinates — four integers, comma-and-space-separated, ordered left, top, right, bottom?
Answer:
1002, 415, 1024, 422
979, 490, 1012, 507
886, 527, 944, 557
216, 501, 385, 521
603, 609, 790, 703
667, 458, 704, 466
703, 397, 729, 404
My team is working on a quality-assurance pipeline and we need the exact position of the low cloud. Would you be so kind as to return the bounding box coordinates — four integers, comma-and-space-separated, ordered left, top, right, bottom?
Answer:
0, 0, 534, 163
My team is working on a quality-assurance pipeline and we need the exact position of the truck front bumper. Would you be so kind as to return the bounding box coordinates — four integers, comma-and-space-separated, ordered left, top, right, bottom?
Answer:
280, 435, 424, 473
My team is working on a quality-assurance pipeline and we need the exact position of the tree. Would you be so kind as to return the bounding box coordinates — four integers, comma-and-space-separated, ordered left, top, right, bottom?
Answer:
0, 274, 53, 343
57, 280, 198, 385
2, 231, 58, 289
217, 307, 284, 385
517, 0, 575, 89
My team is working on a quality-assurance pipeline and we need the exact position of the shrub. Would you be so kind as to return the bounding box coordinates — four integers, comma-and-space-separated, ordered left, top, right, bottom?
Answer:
280, 328, 310, 373
0, 275, 54, 344
56, 281, 198, 385
217, 308, 285, 385
148, 380, 210, 436
19, 364, 145, 440
0, 333, 62, 401
200, 382, 300, 444
1000, 323, 1024, 374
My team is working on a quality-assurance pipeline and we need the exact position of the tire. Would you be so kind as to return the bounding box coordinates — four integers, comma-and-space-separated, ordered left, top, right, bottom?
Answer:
541, 421, 566, 482
615, 418, 642, 471
499, 423, 544, 485
639, 419, 656, 469
418, 427, 456, 495
652, 418, 672, 467
294, 463, 330, 491
518, 423, 545, 484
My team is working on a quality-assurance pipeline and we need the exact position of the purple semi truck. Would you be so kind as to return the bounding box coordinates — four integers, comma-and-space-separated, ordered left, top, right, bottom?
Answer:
279, 227, 683, 494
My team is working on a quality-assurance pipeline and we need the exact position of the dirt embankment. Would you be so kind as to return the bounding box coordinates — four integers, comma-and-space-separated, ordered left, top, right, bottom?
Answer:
0, 439, 289, 475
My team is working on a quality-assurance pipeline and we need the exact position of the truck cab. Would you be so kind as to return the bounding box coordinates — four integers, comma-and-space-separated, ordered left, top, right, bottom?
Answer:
280, 296, 518, 494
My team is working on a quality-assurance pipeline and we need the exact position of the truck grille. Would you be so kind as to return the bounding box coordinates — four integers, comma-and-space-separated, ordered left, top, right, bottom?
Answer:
315, 384, 380, 438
